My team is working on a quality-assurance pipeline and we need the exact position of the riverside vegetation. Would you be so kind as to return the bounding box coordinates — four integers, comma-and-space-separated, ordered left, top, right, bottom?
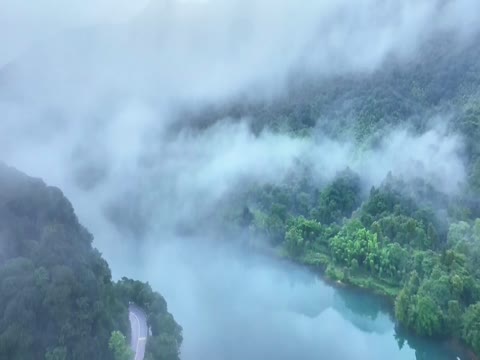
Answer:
217, 36, 480, 356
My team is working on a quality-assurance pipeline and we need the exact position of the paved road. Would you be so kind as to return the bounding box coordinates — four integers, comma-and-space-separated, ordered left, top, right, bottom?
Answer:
129, 304, 148, 360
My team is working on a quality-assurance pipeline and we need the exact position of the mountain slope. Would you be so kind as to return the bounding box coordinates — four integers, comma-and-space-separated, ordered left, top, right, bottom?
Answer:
0, 163, 181, 360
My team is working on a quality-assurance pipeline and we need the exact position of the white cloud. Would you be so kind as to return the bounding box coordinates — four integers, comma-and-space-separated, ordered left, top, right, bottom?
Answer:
0, 2, 475, 358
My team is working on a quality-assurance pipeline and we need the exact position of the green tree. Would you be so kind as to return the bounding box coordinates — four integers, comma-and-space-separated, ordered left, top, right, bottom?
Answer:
313, 168, 361, 224
285, 227, 304, 257
0, 165, 181, 360
109, 331, 133, 360
412, 295, 443, 337
463, 303, 480, 355
446, 300, 462, 337
395, 271, 420, 328
395, 288, 411, 326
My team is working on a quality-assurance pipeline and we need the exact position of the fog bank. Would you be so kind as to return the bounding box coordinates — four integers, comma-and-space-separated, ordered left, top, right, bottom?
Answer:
0, 1, 478, 359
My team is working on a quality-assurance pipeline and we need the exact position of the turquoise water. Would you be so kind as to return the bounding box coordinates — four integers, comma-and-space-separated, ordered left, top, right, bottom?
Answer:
278, 260, 461, 360
149, 243, 464, 360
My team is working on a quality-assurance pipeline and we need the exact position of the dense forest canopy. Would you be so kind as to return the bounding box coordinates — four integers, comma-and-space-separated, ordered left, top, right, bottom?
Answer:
0, 163, 182, 359
208, 35, 480, 356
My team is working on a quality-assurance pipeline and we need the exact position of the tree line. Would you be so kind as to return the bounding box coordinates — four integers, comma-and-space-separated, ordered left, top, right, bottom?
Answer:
233, 169, 480, 355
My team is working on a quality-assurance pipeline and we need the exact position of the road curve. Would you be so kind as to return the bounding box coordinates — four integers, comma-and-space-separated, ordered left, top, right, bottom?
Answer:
129, 304, 148, 360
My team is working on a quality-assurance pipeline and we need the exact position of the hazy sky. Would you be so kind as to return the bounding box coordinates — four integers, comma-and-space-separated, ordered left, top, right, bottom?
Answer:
1, 1, 479, 359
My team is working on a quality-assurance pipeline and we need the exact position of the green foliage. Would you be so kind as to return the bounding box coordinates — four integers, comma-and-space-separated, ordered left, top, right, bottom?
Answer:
0, 165, 182, 360
0, 165, 125, 360
312, 168, 361, 224
285, 226, 304, 257
237, 165, 480, 355
395, 288, 411, 326
252, 209, 287, 245
214, 40, 480, 354
411, 295, 443, 337
285, 217, 324, 257
463, 303, 480, 355
372, 215, 428, 249
109, 331, 133, 360
115, 279, 183, 360
325, 264, 344, 282
301, 251, 331, 268
446, 300, 462, 337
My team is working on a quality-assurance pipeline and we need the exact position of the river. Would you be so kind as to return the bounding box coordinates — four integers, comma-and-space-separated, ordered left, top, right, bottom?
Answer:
131, 240, 464, 360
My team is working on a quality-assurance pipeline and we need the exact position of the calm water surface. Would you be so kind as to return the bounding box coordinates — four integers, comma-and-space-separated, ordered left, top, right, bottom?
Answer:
140, 242, 462, 360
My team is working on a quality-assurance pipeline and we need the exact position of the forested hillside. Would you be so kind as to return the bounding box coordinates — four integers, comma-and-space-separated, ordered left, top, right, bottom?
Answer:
0, 163, 182, 360
209, 35, 480, 356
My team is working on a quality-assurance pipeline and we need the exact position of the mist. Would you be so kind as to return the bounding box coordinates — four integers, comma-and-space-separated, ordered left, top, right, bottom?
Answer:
1, 0, 479, 359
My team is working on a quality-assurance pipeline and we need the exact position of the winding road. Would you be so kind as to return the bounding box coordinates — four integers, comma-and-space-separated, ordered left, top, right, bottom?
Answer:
129, 304, 148, 360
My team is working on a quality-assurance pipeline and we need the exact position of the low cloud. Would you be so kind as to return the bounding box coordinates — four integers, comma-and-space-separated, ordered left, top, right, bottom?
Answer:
0, 1, 476, 359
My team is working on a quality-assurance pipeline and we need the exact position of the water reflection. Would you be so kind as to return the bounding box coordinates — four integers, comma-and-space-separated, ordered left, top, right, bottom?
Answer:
140, 242, 463, 360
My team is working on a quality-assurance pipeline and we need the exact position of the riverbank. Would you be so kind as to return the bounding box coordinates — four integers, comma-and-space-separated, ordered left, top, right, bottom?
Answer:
253, 243, 479, 360
303, 258, 479, 360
